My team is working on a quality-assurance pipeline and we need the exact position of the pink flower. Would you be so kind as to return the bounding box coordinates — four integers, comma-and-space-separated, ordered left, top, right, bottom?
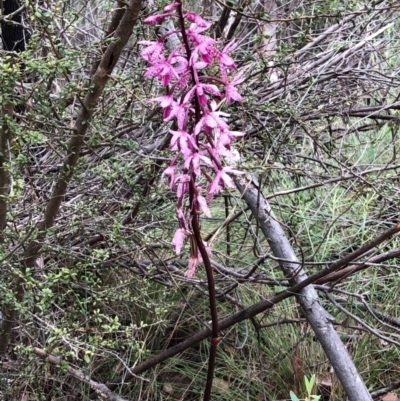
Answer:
144, 13, 173, 25
224, 67, 247, 104
196, 194, 211, 217
148, 95, 173, 108
189, 37, 218, 65
177, 71, 191, 90
222, 147, 242, 165
225, 83, 243, 104
170, 54, 189, 76
218, 41, 237, 69
194, 102, 230, 135
164, 2, 180, 12
215, 128, 245, 149
204, 144, 222, 166
170, 129, 197, 158
183, 152, 212, 175
186, 20, 211, 35
184, 83, 221, 107
144, 57, 176, 86
177, 207, 188, 230
208, 166, 243, 198
193, 61, 208, 70
148, 94, 178, 120
184, 12, 210, 28
172, 228, 188, 254
138, 41, 164, 63
175, 174, 191, 198
185, 255, 198, 278
162, 165, 175, 189
167, 101, 188, 129
144, 52, 188, 86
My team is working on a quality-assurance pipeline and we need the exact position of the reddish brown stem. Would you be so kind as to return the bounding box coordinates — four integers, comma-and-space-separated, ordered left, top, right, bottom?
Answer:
176, 2, 219, 398
190, 179, 219, 400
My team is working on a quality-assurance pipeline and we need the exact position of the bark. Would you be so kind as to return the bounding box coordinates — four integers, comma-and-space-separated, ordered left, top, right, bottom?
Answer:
234, 175, 372, 401
0, 0, 143, 355
225, 0, 249, 40
214, 1, 232, 38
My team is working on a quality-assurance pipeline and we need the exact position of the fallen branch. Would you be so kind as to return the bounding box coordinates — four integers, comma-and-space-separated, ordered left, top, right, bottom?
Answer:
317, 247, 400, 284
33, 347, 129, 401
234, 174, 372, 401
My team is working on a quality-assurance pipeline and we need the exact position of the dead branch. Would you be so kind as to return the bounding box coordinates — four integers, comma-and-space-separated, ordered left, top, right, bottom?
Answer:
33, 347, 130, 401
234, 174, 372, 401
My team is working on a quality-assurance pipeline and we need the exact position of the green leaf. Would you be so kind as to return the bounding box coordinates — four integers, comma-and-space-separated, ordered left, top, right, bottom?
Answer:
84, 352, 91, 364
304, 374, 316, 394
290, 391, 300, 401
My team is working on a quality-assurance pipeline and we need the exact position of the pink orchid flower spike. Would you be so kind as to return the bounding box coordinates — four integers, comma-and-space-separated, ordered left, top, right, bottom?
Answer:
140, 1, 246, 276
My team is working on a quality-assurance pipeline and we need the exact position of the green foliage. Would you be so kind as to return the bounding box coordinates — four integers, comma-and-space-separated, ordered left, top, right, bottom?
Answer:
290, 375, 321, 401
